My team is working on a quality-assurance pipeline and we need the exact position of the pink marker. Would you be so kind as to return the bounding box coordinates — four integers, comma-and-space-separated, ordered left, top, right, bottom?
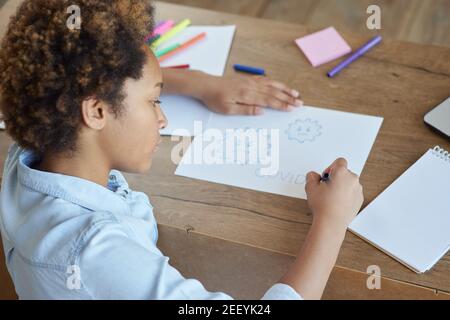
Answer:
153, 20, 174, 36
144, 20, 174, 43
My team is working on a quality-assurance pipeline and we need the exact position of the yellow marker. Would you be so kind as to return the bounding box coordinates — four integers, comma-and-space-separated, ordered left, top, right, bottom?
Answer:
151, 19, 191, 49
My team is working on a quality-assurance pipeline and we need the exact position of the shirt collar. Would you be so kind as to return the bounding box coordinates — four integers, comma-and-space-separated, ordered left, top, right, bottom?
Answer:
17, 149, 130, 215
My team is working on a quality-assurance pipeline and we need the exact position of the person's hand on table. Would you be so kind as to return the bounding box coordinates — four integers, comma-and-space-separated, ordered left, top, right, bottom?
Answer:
161, 69, 303, 115
197, 73, 303, 115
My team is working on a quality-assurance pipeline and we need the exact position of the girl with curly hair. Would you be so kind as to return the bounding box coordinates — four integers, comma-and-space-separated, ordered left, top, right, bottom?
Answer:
0, 0, 363, 299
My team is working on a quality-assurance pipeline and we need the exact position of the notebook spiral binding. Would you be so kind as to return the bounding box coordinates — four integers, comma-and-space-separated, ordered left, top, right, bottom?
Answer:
432, 146, 450, 162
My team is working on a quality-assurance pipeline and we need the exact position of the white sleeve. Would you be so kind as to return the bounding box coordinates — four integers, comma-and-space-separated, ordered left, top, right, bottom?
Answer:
261, 283, 303, 300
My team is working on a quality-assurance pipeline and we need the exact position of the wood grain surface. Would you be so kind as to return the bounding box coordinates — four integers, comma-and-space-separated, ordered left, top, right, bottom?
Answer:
0, 0, 449, 299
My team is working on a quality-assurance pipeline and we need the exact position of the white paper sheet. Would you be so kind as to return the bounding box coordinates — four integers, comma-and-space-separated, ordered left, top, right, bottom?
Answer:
175, 106, 383, 199
159, 26, 236, 136
349, 148, 450, 273
159, 95, 212, 136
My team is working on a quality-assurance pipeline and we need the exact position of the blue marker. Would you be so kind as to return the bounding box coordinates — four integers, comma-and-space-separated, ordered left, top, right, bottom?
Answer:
320, 172, 330, 182
233, 64, 266, 76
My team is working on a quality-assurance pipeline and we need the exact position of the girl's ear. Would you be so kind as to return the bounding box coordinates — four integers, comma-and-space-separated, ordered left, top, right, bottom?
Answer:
80, 97, 107, 130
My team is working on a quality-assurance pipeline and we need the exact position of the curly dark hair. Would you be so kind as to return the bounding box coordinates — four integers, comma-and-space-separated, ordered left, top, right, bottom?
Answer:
0, 0, 154, 154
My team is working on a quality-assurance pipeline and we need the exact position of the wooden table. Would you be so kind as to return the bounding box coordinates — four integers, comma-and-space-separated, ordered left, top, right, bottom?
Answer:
1, 0, 450, 299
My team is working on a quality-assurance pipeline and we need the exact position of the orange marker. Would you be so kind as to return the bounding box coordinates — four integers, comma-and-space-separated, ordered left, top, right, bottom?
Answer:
158, 32, 206, 63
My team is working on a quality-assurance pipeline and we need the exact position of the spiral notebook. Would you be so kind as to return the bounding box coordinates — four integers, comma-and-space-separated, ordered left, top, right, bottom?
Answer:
349, 146, 450, 273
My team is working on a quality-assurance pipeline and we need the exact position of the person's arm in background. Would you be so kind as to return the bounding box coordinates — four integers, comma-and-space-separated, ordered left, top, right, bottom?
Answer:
280, 158, 364, 299
161, 68, 303, 115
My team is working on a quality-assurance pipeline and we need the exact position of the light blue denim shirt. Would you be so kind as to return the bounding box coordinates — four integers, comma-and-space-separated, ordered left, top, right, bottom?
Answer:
0, 143, 302, 300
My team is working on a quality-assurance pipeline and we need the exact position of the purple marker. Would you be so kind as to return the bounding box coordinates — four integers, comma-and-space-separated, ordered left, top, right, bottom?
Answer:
155, 20, 166, 29
327, 35, 382, 78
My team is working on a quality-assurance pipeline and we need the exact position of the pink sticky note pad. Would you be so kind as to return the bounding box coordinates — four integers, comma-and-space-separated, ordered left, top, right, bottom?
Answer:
295, 27, 351, 67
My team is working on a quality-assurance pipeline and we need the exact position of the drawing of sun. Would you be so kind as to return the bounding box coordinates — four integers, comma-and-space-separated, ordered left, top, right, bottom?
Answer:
285, 118, 322, 143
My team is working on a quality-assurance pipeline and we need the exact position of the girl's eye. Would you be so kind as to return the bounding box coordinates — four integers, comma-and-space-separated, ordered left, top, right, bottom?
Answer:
151, 99, 162, 107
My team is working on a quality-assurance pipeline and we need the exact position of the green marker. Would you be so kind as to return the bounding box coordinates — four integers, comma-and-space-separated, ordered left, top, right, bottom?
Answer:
151, 18, 191, 49
155, 43, 180, 58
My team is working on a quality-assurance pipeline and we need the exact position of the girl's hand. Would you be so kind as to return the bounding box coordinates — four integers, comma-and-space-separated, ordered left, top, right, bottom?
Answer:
197, 73, 303, 115
305, 158, 364, 230
281, 159, 363, 300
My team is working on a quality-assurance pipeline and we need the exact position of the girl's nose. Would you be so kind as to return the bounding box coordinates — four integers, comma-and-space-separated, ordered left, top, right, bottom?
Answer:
156, 105, 168, 129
